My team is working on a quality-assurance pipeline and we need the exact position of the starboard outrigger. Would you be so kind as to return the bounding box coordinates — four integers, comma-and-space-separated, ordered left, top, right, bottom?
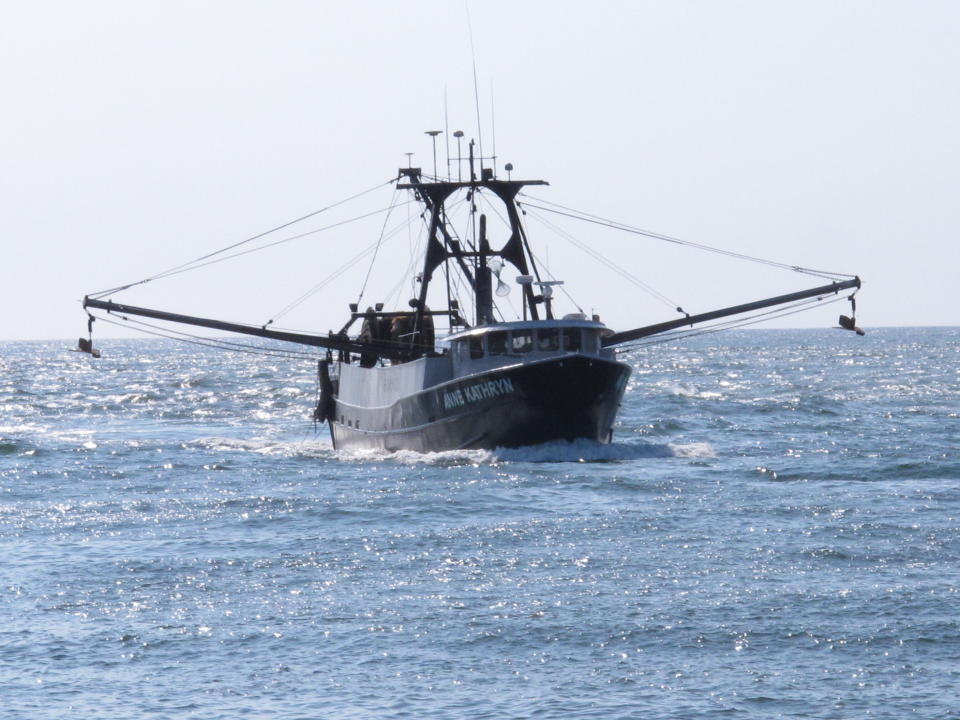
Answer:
80, 137, 863, 452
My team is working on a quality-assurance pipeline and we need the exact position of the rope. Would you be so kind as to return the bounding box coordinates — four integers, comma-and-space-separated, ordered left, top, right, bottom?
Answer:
357, 187, 399, 307
268, 207, 420, 325
518, 194, 856, 282
615, 295, 846, 351
92, 314, 322, 360
523, 205, 680, 311
95, 202, 409, 300
385, 202, 436, 309
89, 178, 396, 299
524, 245, 584, 314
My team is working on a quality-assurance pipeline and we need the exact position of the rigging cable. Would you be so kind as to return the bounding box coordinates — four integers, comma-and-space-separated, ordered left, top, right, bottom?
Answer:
526, 245, 584, 314
96, 300, 447, 357
96, 202, 410, 299
91, 314, 323, 361
465, 0, 484, 167
384, 197, 445, 310
523, 205, 680, 311
266, 206, 420, 326
356, 187, 400, 307
443, 200, 473, 322
89, 178, 396, 299
474, 192, 584, 316
616, 295, 847, 351
517, 194, 857, 282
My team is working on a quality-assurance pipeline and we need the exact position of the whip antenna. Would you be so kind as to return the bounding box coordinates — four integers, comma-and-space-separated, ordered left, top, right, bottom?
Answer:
444, 87, 451, 180
490, 79, 497, 172
465, 1, 484, 167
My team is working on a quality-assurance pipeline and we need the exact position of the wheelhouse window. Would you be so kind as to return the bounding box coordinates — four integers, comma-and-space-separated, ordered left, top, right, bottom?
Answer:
563, 328, 581, 352
511, 331, 533, 353
488, 331, 508, 355
584, 330, 601, 354
469, 335, 484, 359
537, 328, 559, 352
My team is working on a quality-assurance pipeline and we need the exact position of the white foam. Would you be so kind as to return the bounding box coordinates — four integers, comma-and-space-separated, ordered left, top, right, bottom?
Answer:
193, 435, 332, 457
494, 438, 713, 463
334, 447, 494, 466
193, 435, 715, 465
667, 442, 716, 459
336, 438, 715, 465
0, 422, 47, 435
662, 382, 724, 400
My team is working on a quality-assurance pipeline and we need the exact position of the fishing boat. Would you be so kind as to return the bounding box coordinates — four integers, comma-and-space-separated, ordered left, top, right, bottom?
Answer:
80, 135, 863, 452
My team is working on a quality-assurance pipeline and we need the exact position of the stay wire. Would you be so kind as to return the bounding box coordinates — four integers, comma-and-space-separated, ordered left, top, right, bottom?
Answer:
385, 199, 440, 310
382, 187, 458, 311
93, 201, 410, 300
357, 187, 400, 307
91, 313, 322, 361
523, 206, 680, 311
616, 295, 845, 351
266, 208, 420, 326
93, 299, 435, 357
668, 296, 843, 342
90, 178, 396, 299
518, 194, 856, 281
475, 193, 585, 315
526, 245, 584, 314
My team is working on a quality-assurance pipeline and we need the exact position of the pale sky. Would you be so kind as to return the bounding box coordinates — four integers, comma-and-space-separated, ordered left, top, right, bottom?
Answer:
2, 0, 958, 341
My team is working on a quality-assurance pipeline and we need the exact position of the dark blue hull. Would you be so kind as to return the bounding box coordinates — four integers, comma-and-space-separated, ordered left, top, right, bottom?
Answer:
329, 355, 630, 452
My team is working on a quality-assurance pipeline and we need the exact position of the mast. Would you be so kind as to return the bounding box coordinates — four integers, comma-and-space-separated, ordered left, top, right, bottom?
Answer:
476, 215, 493, 324
396, 163, 548, 332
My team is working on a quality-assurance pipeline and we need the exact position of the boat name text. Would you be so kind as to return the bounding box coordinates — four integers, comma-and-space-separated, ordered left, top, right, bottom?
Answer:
442, 378, 515, 410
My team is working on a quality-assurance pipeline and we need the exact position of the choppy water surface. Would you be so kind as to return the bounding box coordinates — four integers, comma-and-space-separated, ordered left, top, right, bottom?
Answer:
2, 328, 958, 719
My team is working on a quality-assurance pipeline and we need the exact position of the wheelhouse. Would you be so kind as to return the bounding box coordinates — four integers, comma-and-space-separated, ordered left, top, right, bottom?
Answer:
447, 318, 614, 374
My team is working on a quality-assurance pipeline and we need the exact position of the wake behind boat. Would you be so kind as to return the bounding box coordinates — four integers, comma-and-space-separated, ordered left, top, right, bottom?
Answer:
79, 134, 863, 452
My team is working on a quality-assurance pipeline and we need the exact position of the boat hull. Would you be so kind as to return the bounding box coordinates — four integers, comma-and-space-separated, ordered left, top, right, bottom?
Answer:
329, 354, 630, 452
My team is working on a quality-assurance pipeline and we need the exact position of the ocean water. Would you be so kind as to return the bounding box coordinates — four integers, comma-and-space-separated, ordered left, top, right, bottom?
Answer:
1, 327, 958, 719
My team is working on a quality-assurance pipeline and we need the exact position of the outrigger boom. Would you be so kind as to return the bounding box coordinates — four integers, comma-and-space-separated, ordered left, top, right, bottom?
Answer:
604, 277, 862, 346
81, 297, 421, 360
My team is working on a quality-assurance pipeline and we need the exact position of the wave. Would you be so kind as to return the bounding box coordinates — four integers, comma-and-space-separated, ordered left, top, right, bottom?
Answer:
340, 446, 495, 466
190, 434, 715, 465
651, 381, 726, 400
335, 438, 716, 465
191, 436, 320, 456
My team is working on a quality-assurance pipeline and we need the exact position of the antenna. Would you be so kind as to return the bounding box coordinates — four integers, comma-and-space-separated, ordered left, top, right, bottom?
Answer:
465, 1, 484, 171
490, 79, 496, 175
453, 131, 464, 182
444, 87, 451, 180
425, 130, 442, 178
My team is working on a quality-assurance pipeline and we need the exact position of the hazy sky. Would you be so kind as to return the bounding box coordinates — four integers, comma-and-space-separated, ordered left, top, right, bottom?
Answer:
3, 0, 958, 341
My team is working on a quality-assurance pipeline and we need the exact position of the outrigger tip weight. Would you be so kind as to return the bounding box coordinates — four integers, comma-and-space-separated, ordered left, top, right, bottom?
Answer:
838, 293, 865, 335
74, 312, 101, 357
